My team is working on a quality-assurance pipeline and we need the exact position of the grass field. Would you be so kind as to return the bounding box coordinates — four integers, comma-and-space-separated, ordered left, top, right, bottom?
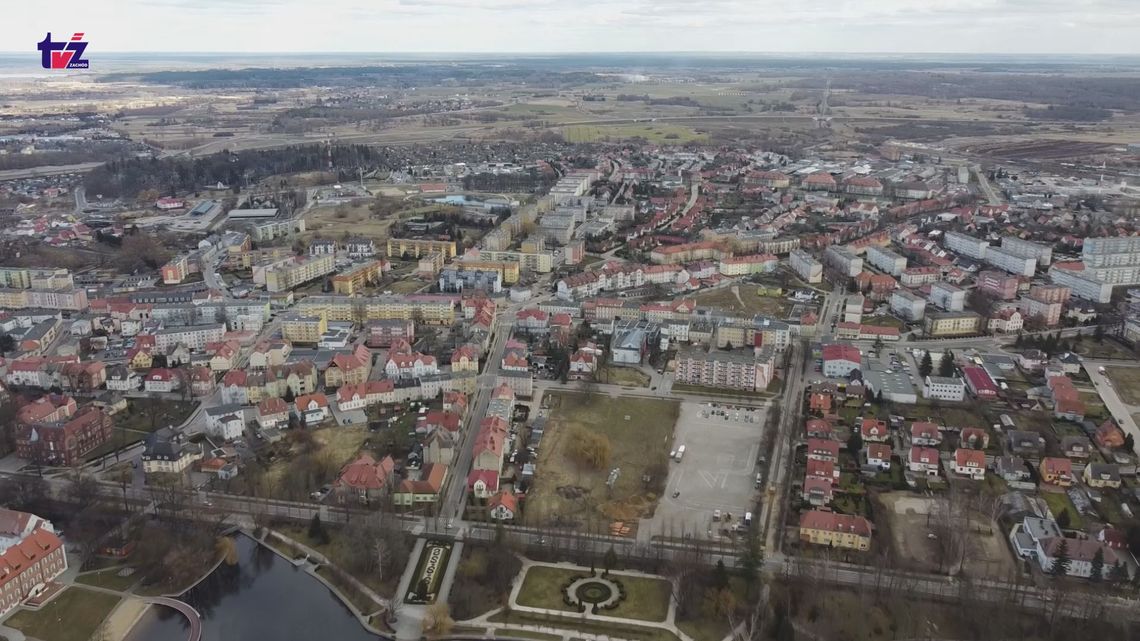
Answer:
1076, 339, 1137, 361
489, 610, 681, 641
1041, 490, 1083, 529
86, 399, 198, 462
862, 314, 905, 329
516, 566, 671, 622
597, 366, 651, 387
1104, 367, 1140, 405
526, 392, 679, 528
6, 588, 121, 641
264, 425, 372, 489
691, 286, 789, 318
563, 124, 708, 144
75, 568, 139, 592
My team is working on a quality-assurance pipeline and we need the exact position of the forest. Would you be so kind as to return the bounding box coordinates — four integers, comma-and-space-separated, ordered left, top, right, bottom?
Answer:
82, 144, 387, 198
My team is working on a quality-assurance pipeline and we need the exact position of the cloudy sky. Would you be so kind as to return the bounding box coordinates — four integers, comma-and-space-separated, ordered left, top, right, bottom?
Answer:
10, 0, 1140, 55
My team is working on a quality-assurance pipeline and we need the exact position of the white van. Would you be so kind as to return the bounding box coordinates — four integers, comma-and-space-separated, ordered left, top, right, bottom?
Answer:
743, 512, 753, 527
675, 445, 686, 462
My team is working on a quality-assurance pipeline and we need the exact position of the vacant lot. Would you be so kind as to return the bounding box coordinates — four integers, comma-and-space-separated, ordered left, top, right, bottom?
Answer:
302, 201, 396, 241
877, 492, 1015, 578
263, 425, 372, 490
597, 366, 651, 387
526, 392, 679, 529
1105, 367, 1140, 405
563, 124, 708, 144
1077, 339, 1137, 361
692, 286, 789, 318
516, 565, 671, 622
6, 588, 121, 641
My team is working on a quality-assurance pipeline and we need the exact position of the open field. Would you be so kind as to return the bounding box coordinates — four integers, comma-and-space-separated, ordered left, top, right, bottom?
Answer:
862, 314, 905, 329
6, 588, 121, 641
526, 392, 679, 529
263, 425, 372, 489
563, 123, 708, 144
515, 566, 671, 622
1105, 367, 1140, 405
691, 286, 790, 318
597, 366, 651, 387
301, 201, 398, 242
1077, 339, 1138, 361
76, 568, 140, 592
876, 493, 1015, 578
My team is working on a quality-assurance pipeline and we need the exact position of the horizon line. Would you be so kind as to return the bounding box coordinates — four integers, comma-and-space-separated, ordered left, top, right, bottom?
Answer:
1, 50, 1139, 57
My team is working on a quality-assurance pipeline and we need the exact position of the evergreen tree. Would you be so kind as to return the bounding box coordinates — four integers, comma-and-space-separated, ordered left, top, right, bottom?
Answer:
712, 559, 729, 589
1095, 324, 1105, 343
919, 351, 934, 378
1014, 332, 1023, 348
1056, 509, 1071, 529
603, 546, 618, 576
1125, 433, 1135, 453
847, 431, 863, 459
308, 514, 329, 545
938, 350, 955, 377
1090, 547, 1105, 582
1049, 539, 1071, 576
875, 389, 884, 404
1109, 560, 1129, 585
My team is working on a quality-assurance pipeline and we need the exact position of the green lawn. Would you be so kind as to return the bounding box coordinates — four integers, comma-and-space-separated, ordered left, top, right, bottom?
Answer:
75, 568, 139, 592
490, 610, 681, 641
6, 588, 121, 641
1040, 491, 1083, 529
515, 566, 671, 622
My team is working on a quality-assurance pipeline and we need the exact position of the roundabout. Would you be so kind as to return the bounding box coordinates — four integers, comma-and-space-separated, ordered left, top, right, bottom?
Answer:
565, 575, 623, 610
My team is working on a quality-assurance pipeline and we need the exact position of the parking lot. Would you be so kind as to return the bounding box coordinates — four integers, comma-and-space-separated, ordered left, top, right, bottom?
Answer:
642, 400, 769, 539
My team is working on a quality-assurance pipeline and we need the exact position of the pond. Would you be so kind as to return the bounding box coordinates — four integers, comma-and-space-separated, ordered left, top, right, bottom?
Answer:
125, 536, 380, 641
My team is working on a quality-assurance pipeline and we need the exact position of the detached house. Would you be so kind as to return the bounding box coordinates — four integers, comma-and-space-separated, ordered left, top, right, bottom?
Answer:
860, 418, 889, 442
806, 438, 840, 463
1039, 457, 1074, 487
1083, 463, 1122, 489
393, 463, 447, 508
908, 446, 940, 476
959, 427, 989, 449
106, 364, 140, 392
802, 476, 834, 506
144, 368, 180, 393
953, 448, 986, 480
257, 397, 289, 430
334, 454, 395, 505
909, 421, 941, 446
865, 443, 891, 471
799, 510, 872, 551
294, 393, 330, 425
488, 491, 518, 522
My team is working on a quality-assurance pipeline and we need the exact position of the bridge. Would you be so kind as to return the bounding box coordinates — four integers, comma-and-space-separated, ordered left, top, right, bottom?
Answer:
145, 597, 202, 641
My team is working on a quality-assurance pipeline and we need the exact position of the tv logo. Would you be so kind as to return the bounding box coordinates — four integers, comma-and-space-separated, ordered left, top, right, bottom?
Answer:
37, 32, 90, 69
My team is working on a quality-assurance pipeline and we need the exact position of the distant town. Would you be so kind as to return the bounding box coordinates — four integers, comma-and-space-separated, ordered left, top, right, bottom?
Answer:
3, 53, 1140, 641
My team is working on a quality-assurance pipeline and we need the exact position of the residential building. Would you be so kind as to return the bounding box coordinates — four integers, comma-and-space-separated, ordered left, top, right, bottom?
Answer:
798, 510, 872, 551
673, 346, 776, 392
988, 308, 1023, 334
865, 245, 907, 276
16, 406, 112, 467
865, 443, 891, 471
823, 245, 863, 278
889, 290, 926, 322
1084, 463, 1122, 489
438, 268, 502, 294
392, 463, 448, 508
908, 446, 940, 476
365, 320, 415, 348
1001, 237, 1052, 267
943, 231, 989, 260
923, 375, 965, 401
141, 428, 202, 475
1019, 295, 1062, 327
1035, 536, 1118, 580
385, 352, 439, 379
263, 254, 335, 292
861, 418, 890, 443
153, 323, 226, 353
0, 508, 67, 617
1040, 457, 1074, 487
901, 266, 941, 287
334, 454, 395, 505
205, 405, 248, 441
331, 261, 386, 295
976, 271, 1020, 300
924, 311, 981, 337
386, 237, 458, 259
822, 343, 861, 378
986, 246, 1036, 277
281, 313, 328, 344
910, 421, 942, 446
789, 249, 823, 284
953, 448, 986, 480
929, 282, 966, 312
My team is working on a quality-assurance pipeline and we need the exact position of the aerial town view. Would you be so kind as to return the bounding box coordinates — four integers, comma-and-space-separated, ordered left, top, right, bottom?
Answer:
2, 4, 1140, 641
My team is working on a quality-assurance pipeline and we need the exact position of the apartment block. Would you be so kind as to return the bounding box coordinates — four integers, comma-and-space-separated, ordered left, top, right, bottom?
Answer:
297, 294, 459, 326
823, 245, 864, 278
1001, 237, 1053, 267
986, 246, 1036, 277
865, 245, 907, 276
153, 323, 226, 352
976, 270, 1019, 300
929, 282, 966, 312
386, 237, 458, 259
331, 261, 386, 295
264, 254, 335, 293
789, 249, 823, 284
674, 346, 776, 393
943, 231, 989, 260
281, 313, 328, 344
924, 311, 982, 337
890, 289, 926, 321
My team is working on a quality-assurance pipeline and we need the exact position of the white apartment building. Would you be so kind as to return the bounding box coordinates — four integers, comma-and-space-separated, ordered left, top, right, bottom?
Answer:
1001, 237, 1052, 267
929, 282, 966, 312
890, 290, 926, 321
823, 246, 863, 278
865, 245, 907, 276
943, 231, 989, 260
1050, 237, 1140, 303
923, 375, 966, 402
153, 323, 226, 353
789, 249, 823, 284
986, 246, 1036, 277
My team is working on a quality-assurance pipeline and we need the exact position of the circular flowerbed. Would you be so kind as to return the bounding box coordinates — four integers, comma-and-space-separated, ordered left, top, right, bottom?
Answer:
564, 575, 624, 610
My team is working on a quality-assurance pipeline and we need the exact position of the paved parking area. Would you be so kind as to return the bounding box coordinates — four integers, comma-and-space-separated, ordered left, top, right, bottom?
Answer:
642, 400, 768, 538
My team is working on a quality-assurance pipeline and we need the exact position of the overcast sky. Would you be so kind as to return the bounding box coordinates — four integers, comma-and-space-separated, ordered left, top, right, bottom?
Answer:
11, 0, 1140, 55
